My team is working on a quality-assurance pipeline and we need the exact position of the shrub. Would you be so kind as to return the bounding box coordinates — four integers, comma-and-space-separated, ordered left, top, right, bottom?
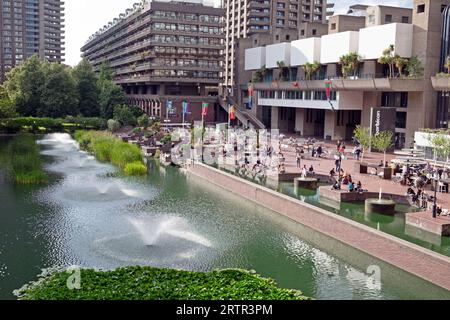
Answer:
15, 266, 309, 300
1, 134, 48, 184
74, 130, 144, 175
107, 119, 121, 132
124, 161, 147, 176
137, 114, 150, 129
160, 133, 172, 145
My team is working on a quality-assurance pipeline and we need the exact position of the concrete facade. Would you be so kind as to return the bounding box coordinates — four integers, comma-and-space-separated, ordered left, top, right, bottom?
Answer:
243, 0, 450, 147
81, 1, 225, 124
0, 0, 65, 82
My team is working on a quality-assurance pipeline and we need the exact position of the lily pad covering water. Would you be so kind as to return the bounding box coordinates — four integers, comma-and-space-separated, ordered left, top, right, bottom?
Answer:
15, 266, 309, 300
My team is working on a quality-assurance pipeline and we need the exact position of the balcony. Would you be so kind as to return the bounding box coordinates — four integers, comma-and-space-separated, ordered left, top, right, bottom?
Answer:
252, 75, 428, 92
431, 76, 450, 91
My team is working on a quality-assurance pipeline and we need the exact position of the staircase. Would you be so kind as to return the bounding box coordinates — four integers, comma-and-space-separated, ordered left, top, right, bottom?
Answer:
217, 95, 266, 129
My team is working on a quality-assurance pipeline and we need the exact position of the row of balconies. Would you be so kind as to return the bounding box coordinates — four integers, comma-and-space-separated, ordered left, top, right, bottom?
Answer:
113, 63, 222, 76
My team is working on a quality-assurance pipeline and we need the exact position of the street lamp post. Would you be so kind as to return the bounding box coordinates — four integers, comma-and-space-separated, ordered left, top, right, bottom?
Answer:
433, 177, 438, 218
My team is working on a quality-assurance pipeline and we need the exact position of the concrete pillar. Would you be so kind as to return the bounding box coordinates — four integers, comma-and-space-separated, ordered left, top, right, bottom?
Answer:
324, 110, 336, 140
327, 64, 337, 78
271, 107, 279, 129
295, 108, 305, 134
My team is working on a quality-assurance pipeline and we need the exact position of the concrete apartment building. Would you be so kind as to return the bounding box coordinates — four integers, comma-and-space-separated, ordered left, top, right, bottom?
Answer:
224, 0, 333, 97
0, 0, 65, 82
243, 0, 450, 149
81, 0, 225, 124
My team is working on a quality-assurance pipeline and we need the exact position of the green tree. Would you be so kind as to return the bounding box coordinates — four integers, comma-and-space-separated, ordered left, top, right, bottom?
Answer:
39, 62, 78, 118
72, 59, 100, 117
406, 56, 424, 79
137, 114, 150, 129
302, 62, 320, 80
427, 130, 450, 165
3, 55, 45, 116
113, 105, 136, 126
339, 52, 360, 78
0, 86, 17, 118
371, 130, 394, 165
353, 126, 372, 162
107, 119, 121, 132
378, 45, 396, 78
445, 56, 450, 74
99, 81, 127, 119
394, 55, 408, 78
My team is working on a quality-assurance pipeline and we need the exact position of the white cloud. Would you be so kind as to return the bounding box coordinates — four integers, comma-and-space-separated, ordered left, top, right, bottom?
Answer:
332, 0, 413, 14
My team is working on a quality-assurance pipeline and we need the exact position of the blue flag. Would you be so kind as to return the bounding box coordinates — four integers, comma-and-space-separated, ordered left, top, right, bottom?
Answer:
182, 101, 189, 114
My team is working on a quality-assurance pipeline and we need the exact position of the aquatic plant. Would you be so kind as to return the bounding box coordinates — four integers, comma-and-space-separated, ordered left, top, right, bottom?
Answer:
1, 134, 47, 184
74, 130, 146, 176
124, 161, 148, 176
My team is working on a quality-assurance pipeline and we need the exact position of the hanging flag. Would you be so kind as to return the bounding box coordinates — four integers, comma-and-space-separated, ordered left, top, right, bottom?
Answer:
229, 105, 237, 121
248, 85, 254, 110
182, 101, 189, 114
325, 80, 333, 100
292, 82, 300, 88
202, 102, 209, 116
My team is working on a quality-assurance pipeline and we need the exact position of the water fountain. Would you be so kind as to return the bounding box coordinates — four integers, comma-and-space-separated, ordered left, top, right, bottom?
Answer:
294, 177, 318, 192
365, 188, 396, 215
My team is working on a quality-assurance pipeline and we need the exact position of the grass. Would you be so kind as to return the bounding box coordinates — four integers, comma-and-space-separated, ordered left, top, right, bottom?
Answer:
15, 266, 309, 300
74, 130, 146, 176
0, 134, 48, 184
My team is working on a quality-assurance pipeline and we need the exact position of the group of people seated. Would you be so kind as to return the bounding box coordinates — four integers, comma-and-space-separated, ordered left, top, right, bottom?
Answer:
406, 187, 435, 210
330, 168, 366, 193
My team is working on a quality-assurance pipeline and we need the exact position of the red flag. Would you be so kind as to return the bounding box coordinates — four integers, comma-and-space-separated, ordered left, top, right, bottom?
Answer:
292, 82, 299, 89
229, 105, 236, 120
325, 80, 333, 100
202, 102, 209, 116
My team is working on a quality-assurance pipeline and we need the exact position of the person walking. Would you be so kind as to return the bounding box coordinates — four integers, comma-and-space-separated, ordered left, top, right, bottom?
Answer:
296, 152, 301, 168
335, 155, 342, 173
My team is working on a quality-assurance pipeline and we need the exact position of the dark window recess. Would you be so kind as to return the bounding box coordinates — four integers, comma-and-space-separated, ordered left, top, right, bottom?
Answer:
385, 14, 392, 23
286, 35, 290, 41
381, 92, 408, 108
417, 4, 425, 13
331, 23, 336, 30
300, 29, 305, 36
312, 29, 317, 35
402, 16, 409, 23
396, 112, 407, 129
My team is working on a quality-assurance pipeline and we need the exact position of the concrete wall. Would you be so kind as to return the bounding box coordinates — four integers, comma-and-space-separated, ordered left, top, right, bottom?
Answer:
187, 163, 450, 292
358, 23, 413, 60
290, 37, 321, 67
320, 31, 360, 64
265, 42, 291, 68
245, 47, 266, 71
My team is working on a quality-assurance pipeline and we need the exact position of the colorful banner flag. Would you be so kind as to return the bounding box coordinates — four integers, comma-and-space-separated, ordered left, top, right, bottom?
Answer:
182, 101, 189, 114
292, 82, 300, 88
229, 105, 236, 121
202, 102, 209, 116
325, 81, 333, 100
248, 85, 254, 110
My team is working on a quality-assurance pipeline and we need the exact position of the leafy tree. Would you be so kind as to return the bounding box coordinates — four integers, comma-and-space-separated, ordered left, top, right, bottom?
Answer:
371, 130, 394, 165
107, 119, 121, 132
353, 126, 372, 162
302, 62, 320, 80
3, 55, 45, 116
427, 130, 450, 165
99, 81, 127, 119
129, 105, 144, 118
276, 61, 290, 81
252, 65, 267, 83
137, 114, 150, 129
39, 62, 78, 118
378, 45, 396, 78
113, 105, 136, 126
406, 56, 424, 79
339, 52, 361, 78
72, 59, 100, 117
394, 55, 408, 78
0, 86, 17, 118
445, 56, 450, 74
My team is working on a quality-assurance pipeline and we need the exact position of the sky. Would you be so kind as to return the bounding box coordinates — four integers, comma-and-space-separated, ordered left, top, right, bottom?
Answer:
64, 0, 414, 66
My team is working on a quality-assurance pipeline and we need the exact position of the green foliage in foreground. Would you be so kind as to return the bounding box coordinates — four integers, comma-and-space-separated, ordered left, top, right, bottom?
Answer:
124, 161, 148, 176
74, 130, 145, 176
15, 266, 308, 300
0, 134, 47, 184
0, 117, 106, 133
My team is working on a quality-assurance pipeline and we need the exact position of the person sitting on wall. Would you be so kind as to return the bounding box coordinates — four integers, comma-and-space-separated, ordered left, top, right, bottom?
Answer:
309, 165, 315, 175
317, 145, 323, 158
332, 180, 341, 190
348, 181, 355, 192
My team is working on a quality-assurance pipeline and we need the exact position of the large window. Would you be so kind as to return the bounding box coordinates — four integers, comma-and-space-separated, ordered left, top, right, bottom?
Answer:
381, 92, 408, 108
